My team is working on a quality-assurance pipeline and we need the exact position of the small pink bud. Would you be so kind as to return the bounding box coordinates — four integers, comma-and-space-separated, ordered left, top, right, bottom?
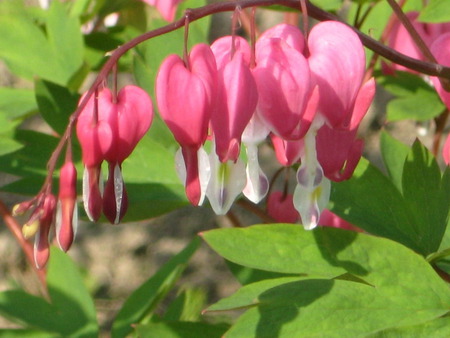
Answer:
33, 194, 56, 269
56, 161, 78, 252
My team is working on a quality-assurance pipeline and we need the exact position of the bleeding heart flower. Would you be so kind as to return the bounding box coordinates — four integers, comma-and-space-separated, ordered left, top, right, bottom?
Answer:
76, 86, 153, 223
211, 42, 258, 162
316, 78, 375, 181
308, 21, 366, 128
254, 33, 315, 140
156, 43, 217, 205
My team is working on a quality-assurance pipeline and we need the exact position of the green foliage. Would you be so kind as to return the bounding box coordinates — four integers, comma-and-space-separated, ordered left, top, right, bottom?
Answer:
202, 225, 450, 336
111, 237, 201, 338
0, 0, 450, 337
0, 0, 84, 86
378, 72, 446, 122
330, 138, 450, 256
419, 0, 450, 23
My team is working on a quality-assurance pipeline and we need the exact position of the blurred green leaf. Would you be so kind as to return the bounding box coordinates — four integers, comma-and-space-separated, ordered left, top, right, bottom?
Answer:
112, 237, 201, 338
0, 290, 59, 333
310, 0, 342, 10
0, 137, 23, 157
46, 247, 99, 337
380, 131, 410, 192
0, 330, 58, 337
135, 321, 230, 338
164, 288, 207, 322
35, 79, 80, 135
419, 0, 450, 23
378, 72, 445, 121
0, 88, 37, 119
0, 0, 84, 85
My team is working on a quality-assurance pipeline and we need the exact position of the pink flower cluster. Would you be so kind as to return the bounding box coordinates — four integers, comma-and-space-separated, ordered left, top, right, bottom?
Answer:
14, 85, 153, 268
156, 21, 375, 229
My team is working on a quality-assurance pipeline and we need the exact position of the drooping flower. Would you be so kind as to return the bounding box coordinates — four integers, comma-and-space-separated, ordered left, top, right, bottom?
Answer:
140, 0, 183, 22
254, 25, 317, 140
156, 43, 217, 205
211, 36, 258, 163
308, 21, 367, 129
76, 86, 153, 223
316, 78, 375, 181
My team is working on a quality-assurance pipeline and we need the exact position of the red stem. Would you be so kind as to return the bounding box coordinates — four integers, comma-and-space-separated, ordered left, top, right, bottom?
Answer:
0, 200, 47, 294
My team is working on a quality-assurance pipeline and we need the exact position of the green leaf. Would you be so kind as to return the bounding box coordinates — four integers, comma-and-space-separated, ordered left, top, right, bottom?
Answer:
202, 225, 450, 304
373, 315, 450, 337
164, 288, 207, 322
225, 260, 296, 286
310, 0, 342, 11
0, 290, 60, 332
112, 237, 201, 338
0, 88, 37, 119
46, 0, 85, 86
0, 0, 83, 85
205, 277, 307, 313
330, 158, 421, 252
135, 321, 230, 338
380, 131, 409, 192
378, 72, 445, 121
0, 137, 23, 157
203, 225, 450, 336
0, 329, 58, 337
46, 247, 98, 337
225, 279, 448, 337
401, 141, 450, 255
419, 0, 450, 23
35, 79, 80, 135
120, 134, 188, 221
